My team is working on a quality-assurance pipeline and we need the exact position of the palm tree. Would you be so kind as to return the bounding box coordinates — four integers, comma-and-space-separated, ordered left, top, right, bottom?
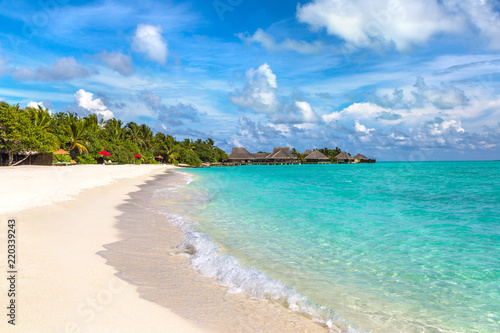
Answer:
125, 122, 141, 147
166, 148, 179, 164
104, 119, 124, 142
205, 138, 215, 150
182, 138, 195, 152
83, 114, 102, 136
61, 112, 89, 154
139, 124, 153, 150
25, 105, 52, 131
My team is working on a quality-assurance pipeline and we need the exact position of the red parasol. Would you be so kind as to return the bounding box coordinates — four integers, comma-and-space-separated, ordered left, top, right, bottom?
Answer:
98, 150, 111, 157
155, 156, 164, 159
134, 154, 142, 158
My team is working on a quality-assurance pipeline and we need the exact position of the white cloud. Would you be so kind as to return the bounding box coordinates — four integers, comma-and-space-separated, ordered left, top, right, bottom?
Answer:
230, 63, 280, 113
444, 0, 500, 50
354, 120, 375, 134
97, 51, 134, 76
295, 101, 319, 123
26, 100, 51, 112
428, 119, 465, 135
323, 102, 386, 122
238, 29, 324, 54
74, 89, 114, 120
297, 0, 463, 51
12, 57, 91, 81
267, 123, 292, 137
132, 24, 168, 65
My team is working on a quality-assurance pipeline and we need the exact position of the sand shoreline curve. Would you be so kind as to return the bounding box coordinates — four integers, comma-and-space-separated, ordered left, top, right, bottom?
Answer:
0, 164, 208, 332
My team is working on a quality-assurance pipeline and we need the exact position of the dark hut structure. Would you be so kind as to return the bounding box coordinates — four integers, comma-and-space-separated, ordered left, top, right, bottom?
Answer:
252, 152, 271, 161
0, 149, 52, 166
335, 151, 354, 164
227, 147, 255, 163
353, 153, 376, 163
305, 150, 329, 162
267, 147, 297, 161
302, 149, 313, 156
353, 153, 367, 161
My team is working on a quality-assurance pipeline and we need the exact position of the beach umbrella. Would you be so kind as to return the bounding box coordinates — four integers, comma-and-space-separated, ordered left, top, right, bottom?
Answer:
155, 156, 164, 159
134, 154, 142, 158
98, 150, 111, 157
52, 149, 69, 155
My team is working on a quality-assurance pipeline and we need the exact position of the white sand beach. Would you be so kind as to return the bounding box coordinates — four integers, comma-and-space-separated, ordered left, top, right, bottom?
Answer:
0, 165, 207, 332
0, 164, 328, 333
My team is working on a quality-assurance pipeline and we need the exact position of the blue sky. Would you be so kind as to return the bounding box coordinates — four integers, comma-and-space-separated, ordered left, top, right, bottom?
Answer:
1, 0, 499, 161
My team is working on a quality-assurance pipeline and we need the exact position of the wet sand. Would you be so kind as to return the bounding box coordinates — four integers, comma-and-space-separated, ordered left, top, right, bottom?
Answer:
100, 170, 329, 332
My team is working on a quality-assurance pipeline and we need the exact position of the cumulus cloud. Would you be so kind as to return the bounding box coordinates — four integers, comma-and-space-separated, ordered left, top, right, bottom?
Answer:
271, 101, 322, 124
132, 24, 168, 65
12, 57, 91, 81
238, 29, 324, 54
96, 51, 134, 76
444, 0, 500, 50
412, 76, 469, 109
26, 101, 51, 113
323, 102, 386, 123
74, 89, 114, 120
231, 116, 286, 151
230, 63, 280, 113
354, 120, 375, 134
297, 0, 462, 51
368, 76, 470, 110
141, 91, 202, 126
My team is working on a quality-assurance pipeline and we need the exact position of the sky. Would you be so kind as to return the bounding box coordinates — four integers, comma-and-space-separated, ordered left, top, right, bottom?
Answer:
1, 0, 500, 161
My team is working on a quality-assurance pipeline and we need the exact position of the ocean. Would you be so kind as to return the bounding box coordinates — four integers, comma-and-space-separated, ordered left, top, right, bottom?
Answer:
156, 162, 500, 332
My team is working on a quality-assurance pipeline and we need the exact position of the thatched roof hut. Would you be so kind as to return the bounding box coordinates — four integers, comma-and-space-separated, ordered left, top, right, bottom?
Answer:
302, 149, 313, 156
228, 147, 255, 161
267, 147, 296, 160
252, 152, 270, 160
335, 151, 354, 163
353, 153, 368, 160
305, 150, 329, 161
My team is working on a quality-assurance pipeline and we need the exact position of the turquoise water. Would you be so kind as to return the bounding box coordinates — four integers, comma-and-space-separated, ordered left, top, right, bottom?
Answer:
179, 162, 499, 332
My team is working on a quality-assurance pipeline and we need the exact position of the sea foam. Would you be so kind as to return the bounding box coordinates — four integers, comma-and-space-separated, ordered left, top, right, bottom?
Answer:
152, 172, 368, 333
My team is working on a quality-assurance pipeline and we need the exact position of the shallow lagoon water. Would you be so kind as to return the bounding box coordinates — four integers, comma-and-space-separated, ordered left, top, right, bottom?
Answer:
180, 162, 500, 332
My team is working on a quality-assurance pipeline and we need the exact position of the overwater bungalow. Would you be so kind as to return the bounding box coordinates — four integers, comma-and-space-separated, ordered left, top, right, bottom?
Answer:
353, 153, 367, 163
302, 149, 313, 156
267, 147, 297, 162
335, 151, 355, 164
353, 153, 376, 163
304, 150, 329, 163
226, 147, 374, 166
252, 152, 271, 162
227, 147, 255, 163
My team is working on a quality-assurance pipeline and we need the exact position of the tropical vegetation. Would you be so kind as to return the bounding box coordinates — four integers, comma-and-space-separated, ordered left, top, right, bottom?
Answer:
0, 102, 227, 166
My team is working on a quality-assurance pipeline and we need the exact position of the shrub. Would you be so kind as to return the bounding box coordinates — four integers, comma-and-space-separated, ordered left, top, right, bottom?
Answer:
77, 154, 97, 164
53, 154, 71, 163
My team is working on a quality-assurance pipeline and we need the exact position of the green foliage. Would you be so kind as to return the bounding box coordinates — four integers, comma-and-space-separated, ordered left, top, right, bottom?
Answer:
77, 154, 97, 164
2, 101, 228, 166
319, 147, 343, 162
107, 144, 135, 164
291, 148, 306, 163
53, 154, 72, 163
0, 102, 56, 165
